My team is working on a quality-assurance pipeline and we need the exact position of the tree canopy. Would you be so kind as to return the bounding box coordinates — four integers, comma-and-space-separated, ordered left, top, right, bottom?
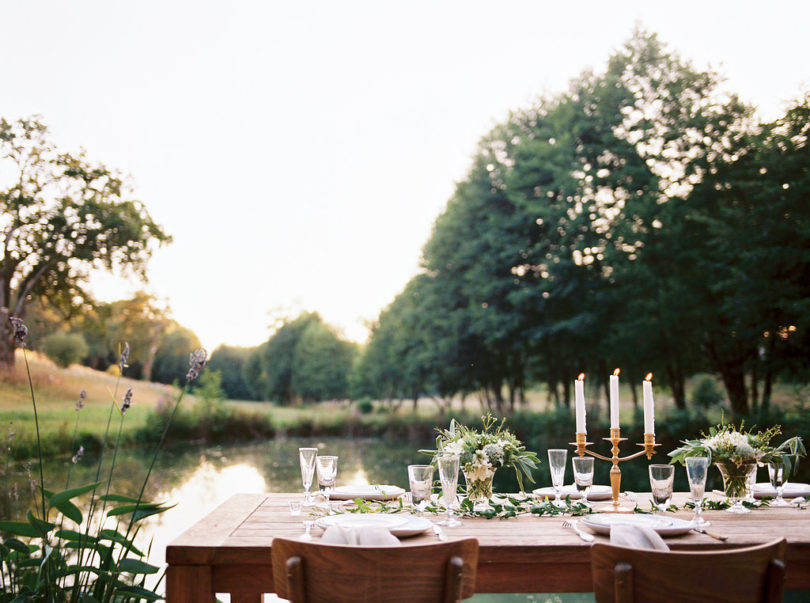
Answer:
0, 116, 170, 367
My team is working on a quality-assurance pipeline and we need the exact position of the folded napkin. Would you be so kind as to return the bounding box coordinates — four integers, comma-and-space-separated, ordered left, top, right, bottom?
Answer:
320, 525, 401, 546
610, 524, 669, 551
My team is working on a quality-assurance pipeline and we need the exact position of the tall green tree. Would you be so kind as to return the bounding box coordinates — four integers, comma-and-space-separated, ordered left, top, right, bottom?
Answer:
0, 117, 170, 367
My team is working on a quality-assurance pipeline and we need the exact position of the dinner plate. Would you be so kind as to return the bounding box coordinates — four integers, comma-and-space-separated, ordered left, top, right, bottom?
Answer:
316, 513, 409, 531
328, 485, 406, 501
581, 513, 694, 537
532, 485, 613, 501
389, 514, 434, 538
752, 482, 810, 499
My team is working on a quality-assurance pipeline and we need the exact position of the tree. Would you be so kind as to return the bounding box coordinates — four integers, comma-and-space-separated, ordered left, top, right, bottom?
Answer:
150, 321, 203, 385
208, 345, 256, 400
41, 331, 89, 368
0, 117, 170, 368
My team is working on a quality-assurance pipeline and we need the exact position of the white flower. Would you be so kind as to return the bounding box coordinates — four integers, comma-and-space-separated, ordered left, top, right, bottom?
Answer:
443, 440, 464, 456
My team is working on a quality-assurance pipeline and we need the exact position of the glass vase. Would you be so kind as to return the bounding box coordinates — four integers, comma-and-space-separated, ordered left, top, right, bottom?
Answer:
715, 461, 757, 514
463, 468, 496, 512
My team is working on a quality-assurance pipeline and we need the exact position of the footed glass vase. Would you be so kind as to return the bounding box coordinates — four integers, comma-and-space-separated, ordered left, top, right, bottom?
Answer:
715, 461, 757, 514
463, 468, 496, 512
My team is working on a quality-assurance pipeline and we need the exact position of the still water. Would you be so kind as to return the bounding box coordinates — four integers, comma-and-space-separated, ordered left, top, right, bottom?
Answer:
3, 436, 736, 602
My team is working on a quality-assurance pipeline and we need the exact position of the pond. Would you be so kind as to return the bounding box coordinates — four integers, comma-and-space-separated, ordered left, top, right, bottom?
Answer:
2, 436, 796, 602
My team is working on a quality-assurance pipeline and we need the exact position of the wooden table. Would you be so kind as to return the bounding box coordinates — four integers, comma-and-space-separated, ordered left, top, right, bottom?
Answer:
165, 492, 810, 602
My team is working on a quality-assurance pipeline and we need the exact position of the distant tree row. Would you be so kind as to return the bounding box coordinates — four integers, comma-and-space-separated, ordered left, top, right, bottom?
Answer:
353, 30, 810, 417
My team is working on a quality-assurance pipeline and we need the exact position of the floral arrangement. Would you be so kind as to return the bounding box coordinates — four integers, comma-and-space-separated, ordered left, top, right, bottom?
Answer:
424, 414, 539, 498
669, 422, 805, 472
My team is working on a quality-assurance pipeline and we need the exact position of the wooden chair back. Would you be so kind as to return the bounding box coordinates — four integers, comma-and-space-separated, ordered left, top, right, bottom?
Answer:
591, 538, 786, 603
271, 537, 479, 603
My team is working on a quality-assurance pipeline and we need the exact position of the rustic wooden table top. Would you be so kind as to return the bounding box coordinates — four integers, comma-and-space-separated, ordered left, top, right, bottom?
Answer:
165, 491, 810, 602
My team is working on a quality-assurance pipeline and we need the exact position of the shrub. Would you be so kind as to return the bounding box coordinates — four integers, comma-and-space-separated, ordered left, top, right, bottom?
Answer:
690, 374, 725, 410
41, 331, 89, 367
356, 398, 374, 414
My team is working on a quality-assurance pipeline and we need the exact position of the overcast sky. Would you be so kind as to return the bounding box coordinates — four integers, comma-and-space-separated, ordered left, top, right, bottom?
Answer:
2, 1, 808, 350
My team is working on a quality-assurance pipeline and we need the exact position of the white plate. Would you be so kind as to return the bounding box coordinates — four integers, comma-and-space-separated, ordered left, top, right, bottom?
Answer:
532, 485, 613, 501
328, 485, 406, 501
390, 515, 434, 538
752, 482, 810, 499
581, 513, 694, 537
316, 513, 409, 531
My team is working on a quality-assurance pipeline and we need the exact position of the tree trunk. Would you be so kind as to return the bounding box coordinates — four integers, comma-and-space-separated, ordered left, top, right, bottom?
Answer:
629, 379, 638, 410
665, 360, 686, 410
0, 309, 17, 370
750, 363, 759, 413
562, 379, 571, 408
706, 339, 750, 416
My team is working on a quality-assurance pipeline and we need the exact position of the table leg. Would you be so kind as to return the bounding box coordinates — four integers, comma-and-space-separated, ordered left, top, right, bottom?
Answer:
166, 565, 215, 603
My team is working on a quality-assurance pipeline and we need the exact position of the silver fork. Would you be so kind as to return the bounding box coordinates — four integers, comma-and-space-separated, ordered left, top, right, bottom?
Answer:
562, 519, 594, 542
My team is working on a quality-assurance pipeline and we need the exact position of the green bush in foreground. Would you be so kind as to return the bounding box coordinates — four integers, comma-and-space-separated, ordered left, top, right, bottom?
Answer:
0, 318, 207, 601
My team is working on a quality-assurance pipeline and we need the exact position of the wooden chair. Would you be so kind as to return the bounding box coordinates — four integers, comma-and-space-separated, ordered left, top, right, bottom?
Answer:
271, 537, 479, 603
591, 538, 787, 603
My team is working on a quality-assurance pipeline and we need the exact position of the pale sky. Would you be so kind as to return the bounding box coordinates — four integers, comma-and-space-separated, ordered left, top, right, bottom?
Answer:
2, 1, 808, 350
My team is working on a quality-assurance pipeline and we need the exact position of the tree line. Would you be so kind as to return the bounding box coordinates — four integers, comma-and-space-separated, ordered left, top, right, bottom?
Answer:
4, 30, 808, 415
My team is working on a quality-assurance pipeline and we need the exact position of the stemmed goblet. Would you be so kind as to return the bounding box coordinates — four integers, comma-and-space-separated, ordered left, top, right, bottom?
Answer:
768, 455, 791, 507
548, 449, 568, 505
299, 447, 318, 503
649, 464, 674, 513
686, 456, 710, 526
437, 454, 461, 527
572, 456, 594, 506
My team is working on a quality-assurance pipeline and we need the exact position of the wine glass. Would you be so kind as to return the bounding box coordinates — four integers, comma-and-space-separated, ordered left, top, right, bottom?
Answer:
316, 455, 339, 497
768, 456, 790, 507
408, 464, 434, 510
299, 447, 318, 503
572, 456, 594, 506
547, 449, 568, 505
685, 456, 709, 526
649, 464, 674, 512
437, 454, 461, 527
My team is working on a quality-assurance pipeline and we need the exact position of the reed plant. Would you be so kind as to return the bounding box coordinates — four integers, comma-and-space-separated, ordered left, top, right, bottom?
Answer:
0, 316, 207, 602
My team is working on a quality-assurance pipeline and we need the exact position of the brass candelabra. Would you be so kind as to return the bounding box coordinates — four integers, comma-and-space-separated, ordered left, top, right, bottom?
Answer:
570, 429, 659, 512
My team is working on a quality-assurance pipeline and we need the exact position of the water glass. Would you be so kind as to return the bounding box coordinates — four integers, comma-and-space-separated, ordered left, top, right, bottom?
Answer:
437, 454, 461, 527
547, 449, 568, 504
316, 455, 339, 496
572, 456, 594, 505
768, 457, 790, 507
408, 464, 434, 507
649, 464, 674, 512
288, 500, 302, 516
299, 447, 318, 503
685, 456, 709, 526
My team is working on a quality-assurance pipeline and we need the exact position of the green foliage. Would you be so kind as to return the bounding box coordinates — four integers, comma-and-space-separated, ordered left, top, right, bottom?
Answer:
0, 327, 203, 600
208, 345, 255, 400
355, 398, 374, 415
41, 332, 89, 368
254, 312, 358, 404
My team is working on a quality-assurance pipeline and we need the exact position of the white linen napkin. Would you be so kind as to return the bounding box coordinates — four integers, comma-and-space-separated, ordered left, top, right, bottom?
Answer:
320, 525, 401, 546
609, 524, 669, 551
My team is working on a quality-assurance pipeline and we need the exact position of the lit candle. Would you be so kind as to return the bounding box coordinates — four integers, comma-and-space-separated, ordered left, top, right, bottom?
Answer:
609, 368, 620, 429
643, 373, 655, 434
575, 373, 586, 433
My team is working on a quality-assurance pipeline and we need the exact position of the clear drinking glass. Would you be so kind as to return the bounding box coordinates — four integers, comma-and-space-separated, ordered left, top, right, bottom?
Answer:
768, 456, 790, 507
408, 464, 434, 508
572, 456, 594, 505
316, 455, 339, 496
685, 456, 709, 526
649, 464, 674, 512
437, 454, 461, 527
548, 449, 568, 505
299, 447, 318, 503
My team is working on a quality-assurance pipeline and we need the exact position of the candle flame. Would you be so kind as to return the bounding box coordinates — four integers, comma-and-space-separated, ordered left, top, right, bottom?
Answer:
645, 372, 653, 381
613, 368, 620, 376
577, 373, 585, 381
